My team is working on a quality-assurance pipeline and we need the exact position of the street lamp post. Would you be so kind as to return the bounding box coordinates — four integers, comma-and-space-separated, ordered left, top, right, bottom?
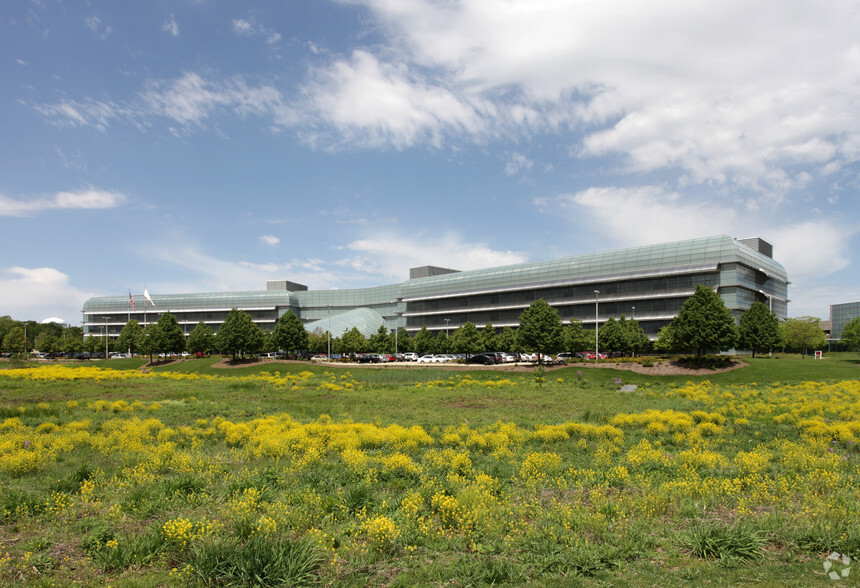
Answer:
326, 305, 331, 359
104, 316, 109, 359
394, 311, 402, 354
632, 306, 635, 319
594, 290, 600, 362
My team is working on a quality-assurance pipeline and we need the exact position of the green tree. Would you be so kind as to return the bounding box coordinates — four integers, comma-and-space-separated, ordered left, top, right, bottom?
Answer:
670, 285, 737, 356
341, 327, 366, 356
840, 317, 860, 351
2, 326, 25, 354
308, 328, 328, 354
564, 319, 591, 353
62, 327, 85, 354
623, 316, 650, 356
394, 328, 412, 353
369, 325, 391, 353
597, 317, 626, 354
35, 333, 60, 353
781, 316, 826, 358
271, 311, 309, 354
116, 320, 145, 355
653, 324, 677, 353
482, 322, 497, 352
517, 299, 564, 363
0, 316, 16, 351
187, 321, 215, 355
154, 311, 185, 355
450, 322, 483, 356
737, 301, 781, 357
497, 326, 518, 352
413, 327, 435, 355
435, 331, 449, 354
216, 309, 263, 360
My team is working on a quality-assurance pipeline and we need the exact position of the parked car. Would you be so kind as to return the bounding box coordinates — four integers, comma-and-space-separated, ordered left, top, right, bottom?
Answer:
402, 352, 418, 362
261, 352, 278, 359
417, 354, 439, 363
465, 353, 497, 365
355, 353, 379, 363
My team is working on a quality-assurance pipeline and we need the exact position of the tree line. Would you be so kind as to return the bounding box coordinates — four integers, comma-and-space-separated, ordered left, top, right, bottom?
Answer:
2, 287, 856, 360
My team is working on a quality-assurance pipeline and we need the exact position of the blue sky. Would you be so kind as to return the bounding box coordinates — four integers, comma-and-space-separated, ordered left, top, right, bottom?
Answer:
2, 0, 858, 325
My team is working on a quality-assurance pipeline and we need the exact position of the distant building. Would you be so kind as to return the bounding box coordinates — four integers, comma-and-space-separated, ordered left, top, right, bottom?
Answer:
82, 234, 788, 340
830, 301, 860, 341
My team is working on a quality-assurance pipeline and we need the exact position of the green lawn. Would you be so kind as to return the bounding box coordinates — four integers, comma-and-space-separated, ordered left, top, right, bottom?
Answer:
0, 355, 857, 586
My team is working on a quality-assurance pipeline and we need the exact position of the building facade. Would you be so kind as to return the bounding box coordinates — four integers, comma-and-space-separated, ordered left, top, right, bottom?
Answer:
830, 301, 860, 341
82, 235, 788, 341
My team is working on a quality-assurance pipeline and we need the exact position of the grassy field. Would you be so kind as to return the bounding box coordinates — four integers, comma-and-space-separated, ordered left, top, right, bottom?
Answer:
0, 354, 858, 586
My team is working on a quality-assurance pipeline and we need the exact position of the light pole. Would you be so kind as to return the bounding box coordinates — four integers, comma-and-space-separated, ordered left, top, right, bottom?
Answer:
631, 306, 635, 319
594, 290, 600, 362
326, 305, 331, 359
104, 316, 109, 358
394, 311, 402, 354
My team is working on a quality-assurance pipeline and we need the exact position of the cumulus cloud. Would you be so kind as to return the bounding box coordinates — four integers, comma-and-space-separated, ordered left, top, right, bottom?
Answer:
0, 189, 126, 217
0, 267, 93, 324
260, 234, 280, 246
301, 50, 486, 149
32, 1, 860, 191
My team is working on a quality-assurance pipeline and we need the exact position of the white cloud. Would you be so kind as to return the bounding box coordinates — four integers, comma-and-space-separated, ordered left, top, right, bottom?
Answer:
0, 189, 126, 217
327, 0, 860, 188
232, 17, 280, 45
556, 186, 739, 247
341, 231, 527, 281
302, 50, 486, 149
548, 184, 858, 318
260, 234, 280, 246
0, 267, 93, 324
84, 15, 111, 39
505, 152, 533, 176
232, 19, 254, 35
162, 16, 179, 37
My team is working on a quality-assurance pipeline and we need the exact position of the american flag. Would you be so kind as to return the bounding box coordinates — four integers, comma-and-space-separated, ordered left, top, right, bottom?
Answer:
129, 290, 135, 311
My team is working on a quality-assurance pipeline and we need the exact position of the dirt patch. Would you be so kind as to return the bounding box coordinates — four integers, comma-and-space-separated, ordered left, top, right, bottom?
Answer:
203, 357, 745, 376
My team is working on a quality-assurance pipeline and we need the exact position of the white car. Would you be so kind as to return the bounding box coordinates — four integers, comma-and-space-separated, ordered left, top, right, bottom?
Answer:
417, 354, 439, 363
402, 352, 418, 362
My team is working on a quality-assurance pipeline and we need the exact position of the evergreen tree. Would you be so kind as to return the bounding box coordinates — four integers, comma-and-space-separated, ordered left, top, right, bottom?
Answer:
670, 285, 737, 356
271, 311, 309, 354
187, 321, 215, 355
737, 301, 780, 357
517, 299, 564, 363
841, 317, 860, 351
